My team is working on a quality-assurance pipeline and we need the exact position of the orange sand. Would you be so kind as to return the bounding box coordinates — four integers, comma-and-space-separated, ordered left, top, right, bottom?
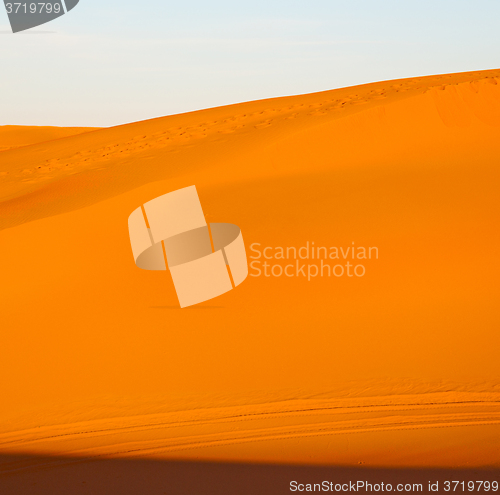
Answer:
1, 69, 500, 489
0, 125, 100, 153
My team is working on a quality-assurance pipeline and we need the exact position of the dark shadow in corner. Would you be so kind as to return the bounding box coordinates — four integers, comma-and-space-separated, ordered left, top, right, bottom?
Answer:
0, 453, 499, 494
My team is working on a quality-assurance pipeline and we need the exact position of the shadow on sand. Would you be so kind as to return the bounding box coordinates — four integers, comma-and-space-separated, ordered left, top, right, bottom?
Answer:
0, 454, 499, 494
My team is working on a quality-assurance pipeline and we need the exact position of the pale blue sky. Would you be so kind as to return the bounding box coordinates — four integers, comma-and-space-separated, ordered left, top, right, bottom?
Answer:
1, 0, 499, 126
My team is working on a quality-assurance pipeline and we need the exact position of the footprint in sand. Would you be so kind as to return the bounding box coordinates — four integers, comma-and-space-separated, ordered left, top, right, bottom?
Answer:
35, 165, 53, 174
368, 90, 387, 100
254, 120, 273, 129
218, 125, 245, 134
349, 99, 368, 106
188, 132, 209, 139
309, 109, 329, 116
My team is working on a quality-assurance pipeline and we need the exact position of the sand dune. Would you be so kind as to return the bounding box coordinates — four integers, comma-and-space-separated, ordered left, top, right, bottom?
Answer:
0, 125, 100, 153
1, 69, 500, 490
